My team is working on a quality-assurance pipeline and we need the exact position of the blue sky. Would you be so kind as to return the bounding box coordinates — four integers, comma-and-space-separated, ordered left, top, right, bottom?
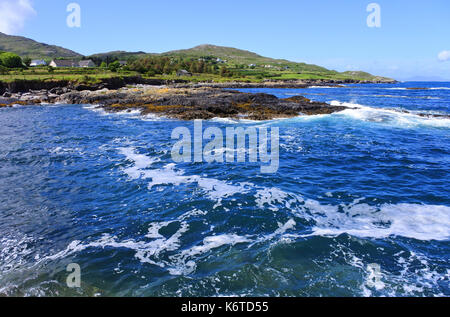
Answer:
1, 0, 449, 80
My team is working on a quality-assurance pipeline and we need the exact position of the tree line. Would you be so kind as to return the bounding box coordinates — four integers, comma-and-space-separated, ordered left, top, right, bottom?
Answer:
125, 56, 238, 77
0, 50, 241, 78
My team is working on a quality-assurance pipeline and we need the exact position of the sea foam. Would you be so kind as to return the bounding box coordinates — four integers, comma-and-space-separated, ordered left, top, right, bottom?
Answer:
329, 101, 450, 128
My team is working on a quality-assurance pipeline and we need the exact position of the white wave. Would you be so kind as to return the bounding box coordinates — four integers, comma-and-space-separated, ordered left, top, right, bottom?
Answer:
374, 94, 441, 100
308, 86, 338, 89
45, 220, 190, 268
82, 104, 108, 115
168, 217, 298, 276
343, 245, 448, 297
120, 146, 450, 241
185, 234, 249, 255
141, 113, 166, 121
255, 187, 292, 211
250, 184, 450, 242
209, 117, 241, 124
119, 147, 250, 204
114, 109, 142, 116
40, 226, 250, 277
83, 104, 142, 117
384, 87, 450, 90
307, 202, 450, 241
0, 236, 35, 274
167, 233, 251, 275
25, 194, 449, 281
209, 117, 276, 124
330, 101, 450, 128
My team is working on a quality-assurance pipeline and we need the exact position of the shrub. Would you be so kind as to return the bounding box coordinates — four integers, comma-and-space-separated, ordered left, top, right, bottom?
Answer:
23, 57, 32, 67
108, 61, 121, 72
0, 65, 8, 75
0, 52, 23, 68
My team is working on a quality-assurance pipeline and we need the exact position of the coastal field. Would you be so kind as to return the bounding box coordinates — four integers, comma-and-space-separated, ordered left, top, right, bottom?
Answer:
0, 67, 137, 83
0, 66, 392, 85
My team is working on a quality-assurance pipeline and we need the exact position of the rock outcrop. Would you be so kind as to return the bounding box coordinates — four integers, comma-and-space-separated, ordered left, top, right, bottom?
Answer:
55, 86, 349, 120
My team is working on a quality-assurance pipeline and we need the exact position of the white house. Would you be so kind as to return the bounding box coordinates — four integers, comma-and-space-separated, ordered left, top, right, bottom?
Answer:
78, 60, 96, 68
49, 59, 96, 68
176, 69, 192, 77
30, 60, 47, 67
49, 60, 79, 68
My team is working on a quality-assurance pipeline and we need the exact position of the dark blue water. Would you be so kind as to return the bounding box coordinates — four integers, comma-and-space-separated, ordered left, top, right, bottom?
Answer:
0, 82, 449, 297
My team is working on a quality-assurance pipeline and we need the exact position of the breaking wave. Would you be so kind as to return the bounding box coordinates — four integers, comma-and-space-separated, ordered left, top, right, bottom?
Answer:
329, 101, 450, 128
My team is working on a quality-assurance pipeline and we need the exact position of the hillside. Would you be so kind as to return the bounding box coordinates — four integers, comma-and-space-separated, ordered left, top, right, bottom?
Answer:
88, 50, 152, 61
164, 44, 327, 71
163, 44, 283, 64
161, 44, 393, 82
0, 32, 82, 59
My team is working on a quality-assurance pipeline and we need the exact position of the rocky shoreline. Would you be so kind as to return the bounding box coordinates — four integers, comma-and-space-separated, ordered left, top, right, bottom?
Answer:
0, 85, 350, 120
0, 77, 397, 95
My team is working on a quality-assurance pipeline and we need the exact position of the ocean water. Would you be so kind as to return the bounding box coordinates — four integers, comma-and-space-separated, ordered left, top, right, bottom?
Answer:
0, 82, 449, 297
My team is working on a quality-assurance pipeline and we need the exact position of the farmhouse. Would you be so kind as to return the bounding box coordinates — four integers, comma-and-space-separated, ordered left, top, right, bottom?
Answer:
177, 69, 192, 77
49, 60, 78, 68
30, 60, 47, 67
49, 59, 96, 68
78, 60, 96, 68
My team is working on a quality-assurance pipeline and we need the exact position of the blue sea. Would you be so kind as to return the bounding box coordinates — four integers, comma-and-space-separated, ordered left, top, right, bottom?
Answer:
0, 82, 449, 297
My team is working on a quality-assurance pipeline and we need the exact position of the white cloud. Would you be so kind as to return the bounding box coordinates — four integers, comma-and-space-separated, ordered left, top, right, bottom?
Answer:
438, 50, 450, 62
0, 0, 36, 34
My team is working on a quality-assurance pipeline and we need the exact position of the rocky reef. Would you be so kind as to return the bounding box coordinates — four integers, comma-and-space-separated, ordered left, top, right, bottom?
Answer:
58, 86, 350, 120
1, 85, 348, 120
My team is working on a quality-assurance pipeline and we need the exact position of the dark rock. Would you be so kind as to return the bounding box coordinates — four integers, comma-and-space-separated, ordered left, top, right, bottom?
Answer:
67, 87, 350, 120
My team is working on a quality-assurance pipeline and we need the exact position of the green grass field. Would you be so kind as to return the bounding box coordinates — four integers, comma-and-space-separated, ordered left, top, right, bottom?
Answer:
0, 65, 392, 86
0, 67, 140, 83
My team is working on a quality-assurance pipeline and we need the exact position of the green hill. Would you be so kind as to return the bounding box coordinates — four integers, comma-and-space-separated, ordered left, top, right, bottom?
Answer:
162, 44, 283, 64
161, 44, 393, 82
0, 32, 82, 59
163, 44, 327, 70
88, 50, 151, 61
